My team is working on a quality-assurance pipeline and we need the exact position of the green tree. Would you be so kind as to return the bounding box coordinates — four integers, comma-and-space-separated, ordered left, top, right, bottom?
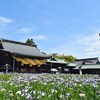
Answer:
26, 38, 35, 45
53, 53, 77, 62
52, 53, 58, 58
65, 55, 77, 62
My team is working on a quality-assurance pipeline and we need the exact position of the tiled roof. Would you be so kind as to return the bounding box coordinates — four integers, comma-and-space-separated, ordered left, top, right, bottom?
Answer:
74, 57, 99, 65
0, 39, 51, 58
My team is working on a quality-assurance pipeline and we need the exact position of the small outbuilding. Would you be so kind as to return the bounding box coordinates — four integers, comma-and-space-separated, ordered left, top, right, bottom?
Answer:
42, 57, 76, 73
74, 57, 100, 74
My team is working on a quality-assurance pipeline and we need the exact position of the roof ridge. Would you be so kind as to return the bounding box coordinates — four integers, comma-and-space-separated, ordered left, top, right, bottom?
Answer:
75, 57, 98, 61
1, 38, 37, 47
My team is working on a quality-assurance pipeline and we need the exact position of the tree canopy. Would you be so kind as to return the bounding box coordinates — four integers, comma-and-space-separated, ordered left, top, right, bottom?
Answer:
26, 39, 35, 45
52, 53, 77, 62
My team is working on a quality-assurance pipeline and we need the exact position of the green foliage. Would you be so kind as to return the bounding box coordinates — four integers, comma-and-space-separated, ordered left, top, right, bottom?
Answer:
0, 74, 11, 81
53, 53, 77, 62
26, 38, 35, 45
0, 74, 99, 100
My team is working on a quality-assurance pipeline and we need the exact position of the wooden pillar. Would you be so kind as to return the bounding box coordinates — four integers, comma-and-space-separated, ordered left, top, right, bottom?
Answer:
16, 62, 18, 72
5, 53, 8, 64
51, 62, 52, 73
25, 65, 27, 72
13, 54, 15, 72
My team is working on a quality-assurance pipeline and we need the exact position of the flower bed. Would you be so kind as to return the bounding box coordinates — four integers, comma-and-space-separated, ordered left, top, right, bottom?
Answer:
0, 73, 100, 100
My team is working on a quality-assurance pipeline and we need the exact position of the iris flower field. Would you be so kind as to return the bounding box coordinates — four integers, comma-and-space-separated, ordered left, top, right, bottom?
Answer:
0, 73, 100, 100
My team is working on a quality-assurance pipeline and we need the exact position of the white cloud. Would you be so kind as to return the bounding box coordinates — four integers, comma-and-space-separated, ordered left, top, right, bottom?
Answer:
33, 35, 47, 40
18, 27, 32, 33
84, 48, 94, 52
46, 33, 100, 58
73, 33, 100, 58
0, 16, 13, 23
18, 26, 36, 34
79, 33, 100, 50
21, 35, 47, 43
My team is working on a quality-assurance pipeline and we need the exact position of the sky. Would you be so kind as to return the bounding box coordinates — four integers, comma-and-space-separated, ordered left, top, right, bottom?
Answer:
0, 0, 100, 59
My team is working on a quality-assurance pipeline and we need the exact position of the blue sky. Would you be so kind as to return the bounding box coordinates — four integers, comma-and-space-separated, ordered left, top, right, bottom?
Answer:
0, 0, 100, 58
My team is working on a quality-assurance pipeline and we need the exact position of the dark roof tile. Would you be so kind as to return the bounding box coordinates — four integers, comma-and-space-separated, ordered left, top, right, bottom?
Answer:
0, 39, 51, 58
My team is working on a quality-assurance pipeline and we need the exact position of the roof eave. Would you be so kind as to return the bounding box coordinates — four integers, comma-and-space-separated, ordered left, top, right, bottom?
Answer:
0, 50, 52, 59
